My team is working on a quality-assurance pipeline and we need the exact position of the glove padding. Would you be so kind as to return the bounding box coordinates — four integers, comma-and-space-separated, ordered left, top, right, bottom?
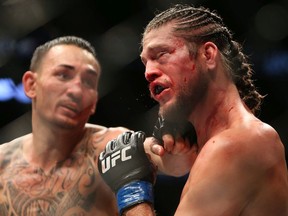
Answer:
152, 115, 197, 145
98, 131, 155, 192
98, 131, 156, 215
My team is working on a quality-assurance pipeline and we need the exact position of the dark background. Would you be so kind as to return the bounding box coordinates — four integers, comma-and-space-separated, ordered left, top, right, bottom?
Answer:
0, 0, 287, 215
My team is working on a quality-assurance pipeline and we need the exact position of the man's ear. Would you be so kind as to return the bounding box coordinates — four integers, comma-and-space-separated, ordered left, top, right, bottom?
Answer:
90, 93, 99, 115
90, 105, 96, 115
22, 71, 37, 99
203, 42, 218, 69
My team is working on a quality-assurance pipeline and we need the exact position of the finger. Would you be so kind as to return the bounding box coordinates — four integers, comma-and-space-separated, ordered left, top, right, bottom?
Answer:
151, 143, 165, 156
170, 136, 190, 154
162, 134, 175, 153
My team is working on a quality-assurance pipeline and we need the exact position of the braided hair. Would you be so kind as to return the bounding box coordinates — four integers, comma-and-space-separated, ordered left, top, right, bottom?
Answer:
142, 4, 264, 114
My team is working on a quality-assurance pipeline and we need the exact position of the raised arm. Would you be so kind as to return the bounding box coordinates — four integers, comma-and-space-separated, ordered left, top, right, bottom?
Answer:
97, 131, 156, 216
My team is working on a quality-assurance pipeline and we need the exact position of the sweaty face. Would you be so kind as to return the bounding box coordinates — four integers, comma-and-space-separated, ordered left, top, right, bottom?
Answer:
141, 23, 208, 123
32, 45, 100, 129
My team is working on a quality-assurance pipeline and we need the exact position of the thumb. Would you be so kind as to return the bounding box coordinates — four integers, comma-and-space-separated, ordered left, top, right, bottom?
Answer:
151, 142, 165, 156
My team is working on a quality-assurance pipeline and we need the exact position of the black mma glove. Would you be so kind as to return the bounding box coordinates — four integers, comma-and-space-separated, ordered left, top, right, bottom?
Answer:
152, 115, 197, 145
98, 131, 156, 215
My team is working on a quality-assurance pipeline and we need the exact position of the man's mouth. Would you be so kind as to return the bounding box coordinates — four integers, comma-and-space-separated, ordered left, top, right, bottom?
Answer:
154, 85, 165, 95
61, 103, 80, 114
150, 82, 170, 100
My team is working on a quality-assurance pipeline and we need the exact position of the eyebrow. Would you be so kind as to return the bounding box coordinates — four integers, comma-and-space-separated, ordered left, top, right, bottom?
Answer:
57, 64, 99, 76
58, 64, 74, 70
141, 43, 170, 54
140, 44, 172, 60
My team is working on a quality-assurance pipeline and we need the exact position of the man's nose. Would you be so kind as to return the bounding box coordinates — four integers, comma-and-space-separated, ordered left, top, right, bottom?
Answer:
67, 78, 83, 100
144, 62, 162, 82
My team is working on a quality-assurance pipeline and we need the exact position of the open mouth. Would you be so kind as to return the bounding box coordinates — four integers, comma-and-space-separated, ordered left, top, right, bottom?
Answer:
154, 85, 165, 95
149, 81, 170, 99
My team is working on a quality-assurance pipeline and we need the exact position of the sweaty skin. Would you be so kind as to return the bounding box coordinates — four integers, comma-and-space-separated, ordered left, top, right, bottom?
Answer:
138, 21, 288, 216
0, 41, 193, 216
0, 43, 127, 216
0, 124, 127, 216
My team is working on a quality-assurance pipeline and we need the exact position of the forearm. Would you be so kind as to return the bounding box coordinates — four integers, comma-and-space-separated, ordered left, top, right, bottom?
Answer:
123, 203, 155, 216
98, 131, 156, 216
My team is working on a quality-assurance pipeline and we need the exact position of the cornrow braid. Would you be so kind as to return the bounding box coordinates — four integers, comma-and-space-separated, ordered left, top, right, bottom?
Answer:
226, 40, 265, 114
142, 4, 264, 114
143, 5, 231, 40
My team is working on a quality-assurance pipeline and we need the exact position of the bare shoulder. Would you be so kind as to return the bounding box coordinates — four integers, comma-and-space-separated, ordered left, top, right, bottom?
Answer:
201, 119, 285, 170
183, 119, 288, 215
234, 120, 284, 165
0, 134, 31, 169
84, 123, 130, 150
0, 133, 31, 152
85, 123, 129, 136
85, 123, 128, 131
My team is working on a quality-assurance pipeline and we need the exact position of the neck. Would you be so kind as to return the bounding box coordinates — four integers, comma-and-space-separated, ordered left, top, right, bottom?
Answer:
189, 82, 250, 149
24, 116, 86, 171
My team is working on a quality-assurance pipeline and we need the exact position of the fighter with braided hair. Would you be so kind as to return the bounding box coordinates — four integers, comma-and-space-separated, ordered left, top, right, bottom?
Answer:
98, 4, 288, 216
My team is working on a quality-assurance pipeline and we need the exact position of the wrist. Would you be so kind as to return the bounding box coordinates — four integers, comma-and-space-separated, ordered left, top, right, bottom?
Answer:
116, 180, 154, 215
122, 202, 155, 216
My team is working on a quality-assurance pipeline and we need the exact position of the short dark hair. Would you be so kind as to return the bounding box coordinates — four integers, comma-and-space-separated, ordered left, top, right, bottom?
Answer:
30, 36, 99, 71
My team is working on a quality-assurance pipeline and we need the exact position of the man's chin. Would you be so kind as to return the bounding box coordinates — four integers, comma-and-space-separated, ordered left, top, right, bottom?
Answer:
160, 107, 187, 124
53, 117, 83, 130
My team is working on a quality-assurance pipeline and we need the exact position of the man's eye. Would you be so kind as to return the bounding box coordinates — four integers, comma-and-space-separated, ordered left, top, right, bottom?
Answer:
56, 72, 69, 80
83, 79, 97, 89
157, 51, 167, 59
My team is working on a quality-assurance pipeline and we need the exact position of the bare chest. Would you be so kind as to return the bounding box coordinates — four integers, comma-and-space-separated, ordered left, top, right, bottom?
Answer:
0, 155, 116, 216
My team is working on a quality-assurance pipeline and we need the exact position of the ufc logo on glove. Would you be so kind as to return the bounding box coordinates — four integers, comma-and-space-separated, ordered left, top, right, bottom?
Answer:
97, 131, 155, 215
99, 146, 132, 173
